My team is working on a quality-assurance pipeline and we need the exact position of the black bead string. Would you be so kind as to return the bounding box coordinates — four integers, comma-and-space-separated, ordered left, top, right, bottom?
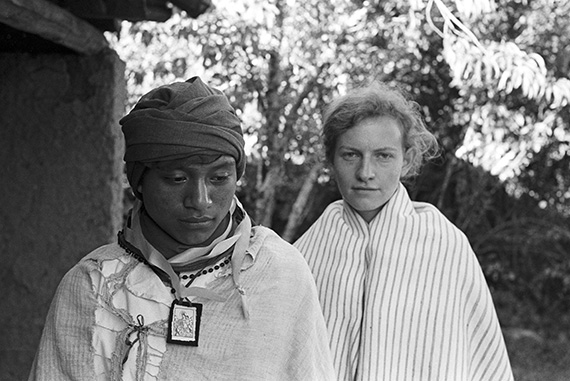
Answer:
117, 231, 148, 265
118, 230, 232, 291
183, 255, 232, 288
117, 230, 176, 294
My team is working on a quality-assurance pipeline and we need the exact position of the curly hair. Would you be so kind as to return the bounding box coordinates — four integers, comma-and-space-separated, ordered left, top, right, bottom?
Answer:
322, 81, 440, 180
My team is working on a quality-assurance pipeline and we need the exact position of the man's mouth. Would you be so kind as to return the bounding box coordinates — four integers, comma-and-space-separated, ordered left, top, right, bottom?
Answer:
180, 217, 214, 226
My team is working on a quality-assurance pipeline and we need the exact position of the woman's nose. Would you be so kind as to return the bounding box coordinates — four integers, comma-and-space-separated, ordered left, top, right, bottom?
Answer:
356, 157, 375, 181
183, 179, 212, 210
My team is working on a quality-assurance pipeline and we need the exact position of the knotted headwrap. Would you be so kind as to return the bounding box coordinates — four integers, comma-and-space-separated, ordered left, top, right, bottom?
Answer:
120, 76, 245, 199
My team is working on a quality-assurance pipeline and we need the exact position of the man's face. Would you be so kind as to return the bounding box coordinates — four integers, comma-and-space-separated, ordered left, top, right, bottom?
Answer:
139, 155, 237, 246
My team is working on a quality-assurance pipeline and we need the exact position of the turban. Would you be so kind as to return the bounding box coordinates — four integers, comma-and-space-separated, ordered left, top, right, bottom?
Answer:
120, 77, 245, 199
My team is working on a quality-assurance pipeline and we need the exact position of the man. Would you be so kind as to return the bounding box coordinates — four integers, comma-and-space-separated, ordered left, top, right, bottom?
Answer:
29, 77, 334, 380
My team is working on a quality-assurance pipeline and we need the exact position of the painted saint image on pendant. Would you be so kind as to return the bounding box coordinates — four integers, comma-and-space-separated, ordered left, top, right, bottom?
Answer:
167, 300, 202, 346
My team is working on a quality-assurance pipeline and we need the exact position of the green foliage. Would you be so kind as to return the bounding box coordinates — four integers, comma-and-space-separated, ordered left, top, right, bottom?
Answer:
411, 157, 570, 334
108, 0, 570, 335
429, 0, 570, 216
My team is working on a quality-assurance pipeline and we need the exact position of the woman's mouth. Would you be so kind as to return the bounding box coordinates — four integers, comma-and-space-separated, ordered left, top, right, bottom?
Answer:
353, 187, 379, 192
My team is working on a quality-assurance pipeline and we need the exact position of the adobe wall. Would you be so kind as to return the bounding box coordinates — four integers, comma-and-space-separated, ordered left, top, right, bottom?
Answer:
0, 50, 126, 380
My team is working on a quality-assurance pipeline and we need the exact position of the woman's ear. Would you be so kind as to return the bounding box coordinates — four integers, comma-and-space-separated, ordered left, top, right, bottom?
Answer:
401, 148, 417, 178
327, 160, 337, 180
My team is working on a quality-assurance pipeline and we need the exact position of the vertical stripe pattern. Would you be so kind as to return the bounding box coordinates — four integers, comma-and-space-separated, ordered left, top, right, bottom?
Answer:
294, 184, 514, 381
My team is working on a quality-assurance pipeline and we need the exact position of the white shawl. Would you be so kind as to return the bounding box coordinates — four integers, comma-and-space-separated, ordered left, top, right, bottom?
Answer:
29, 224, 335, 380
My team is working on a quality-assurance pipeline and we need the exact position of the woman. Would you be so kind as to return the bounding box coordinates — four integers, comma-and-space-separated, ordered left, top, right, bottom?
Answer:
294, 81, 514, 381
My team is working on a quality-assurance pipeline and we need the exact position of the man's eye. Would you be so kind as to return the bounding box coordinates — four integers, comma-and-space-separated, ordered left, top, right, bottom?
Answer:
164, 175, 187, 184
211, 174, 230, 183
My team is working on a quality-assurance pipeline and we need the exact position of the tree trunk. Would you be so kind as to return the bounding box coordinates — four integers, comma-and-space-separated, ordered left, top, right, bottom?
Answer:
282, 162, 324, 242
437, 153, 456, 210
254, 165, 282, 226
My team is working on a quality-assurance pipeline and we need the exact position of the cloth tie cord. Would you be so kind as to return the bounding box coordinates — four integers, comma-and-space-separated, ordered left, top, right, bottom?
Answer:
109, 314, 165, 381
229, 204, 253, 319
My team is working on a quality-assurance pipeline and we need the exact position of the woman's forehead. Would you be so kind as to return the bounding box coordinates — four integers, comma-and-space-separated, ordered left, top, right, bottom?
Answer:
339, 116, 403, 145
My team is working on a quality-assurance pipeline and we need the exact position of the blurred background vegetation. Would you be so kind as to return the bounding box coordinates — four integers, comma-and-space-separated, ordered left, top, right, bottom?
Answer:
107, 0, 570, 378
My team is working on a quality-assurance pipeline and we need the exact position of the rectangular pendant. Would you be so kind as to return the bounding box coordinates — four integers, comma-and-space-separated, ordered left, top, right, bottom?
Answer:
167, 299, 202, 346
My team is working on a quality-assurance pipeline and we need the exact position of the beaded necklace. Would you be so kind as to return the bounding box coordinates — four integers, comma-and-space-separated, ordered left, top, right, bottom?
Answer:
117, 230, 232, 290
118, 229, 231, 349
116, 197, 252, 348
181, 255, 232, 287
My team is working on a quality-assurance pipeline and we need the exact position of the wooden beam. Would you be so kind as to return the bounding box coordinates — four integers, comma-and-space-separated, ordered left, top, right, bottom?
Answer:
0, 0, 109, 55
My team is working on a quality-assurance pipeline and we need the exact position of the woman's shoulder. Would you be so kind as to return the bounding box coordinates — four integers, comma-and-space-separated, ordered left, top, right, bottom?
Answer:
412, 201, 468, 237
320, 199, 345, 217
301, 200, 346, 232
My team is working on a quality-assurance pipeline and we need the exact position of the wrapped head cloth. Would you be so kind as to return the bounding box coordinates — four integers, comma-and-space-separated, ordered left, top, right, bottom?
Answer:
120, 77, 245, 199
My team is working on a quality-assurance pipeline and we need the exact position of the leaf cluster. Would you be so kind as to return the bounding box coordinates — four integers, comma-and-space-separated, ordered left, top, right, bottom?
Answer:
109, 0, 570, 333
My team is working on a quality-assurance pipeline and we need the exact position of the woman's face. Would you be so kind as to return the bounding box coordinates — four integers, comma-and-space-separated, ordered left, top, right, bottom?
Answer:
333, 115, 410, 222
139, 155, 237, 246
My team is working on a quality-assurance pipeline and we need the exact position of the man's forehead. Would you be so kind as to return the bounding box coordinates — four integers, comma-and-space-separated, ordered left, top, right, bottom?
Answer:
154, 155, 236, 170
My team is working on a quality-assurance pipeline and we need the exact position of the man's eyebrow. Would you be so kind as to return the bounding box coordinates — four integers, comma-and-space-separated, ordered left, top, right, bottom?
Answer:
156, 156, 236, 170
210, 157, 236, 168
216, 156, 236, 164
210, 162, 235, 170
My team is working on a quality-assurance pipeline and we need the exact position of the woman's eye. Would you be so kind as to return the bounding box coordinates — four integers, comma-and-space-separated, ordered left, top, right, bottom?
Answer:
376, 152, 393, 160
341, 152, 359, 160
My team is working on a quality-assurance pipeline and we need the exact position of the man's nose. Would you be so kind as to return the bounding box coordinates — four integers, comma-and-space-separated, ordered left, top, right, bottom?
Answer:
183, 179, 212, 210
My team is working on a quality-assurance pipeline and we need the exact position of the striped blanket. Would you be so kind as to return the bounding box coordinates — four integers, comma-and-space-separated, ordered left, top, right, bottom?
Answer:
295, 183, 514, 381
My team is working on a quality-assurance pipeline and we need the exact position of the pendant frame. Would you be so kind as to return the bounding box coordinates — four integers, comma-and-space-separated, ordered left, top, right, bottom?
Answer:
167, 299, 202, 346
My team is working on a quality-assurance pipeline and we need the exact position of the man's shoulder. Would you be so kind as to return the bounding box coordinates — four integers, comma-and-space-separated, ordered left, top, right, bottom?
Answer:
49, 242, 127, 297
250, 225, 296, 252
250, 226, 308, 267
83, 241, 128, 262
63, 241, 131, 277
247, 227, 317, 295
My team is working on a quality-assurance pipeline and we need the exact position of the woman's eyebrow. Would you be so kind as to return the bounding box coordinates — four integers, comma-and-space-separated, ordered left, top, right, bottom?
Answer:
338, 145, 398, 152
373, 146, 398, 153
338, 145, 360, 151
